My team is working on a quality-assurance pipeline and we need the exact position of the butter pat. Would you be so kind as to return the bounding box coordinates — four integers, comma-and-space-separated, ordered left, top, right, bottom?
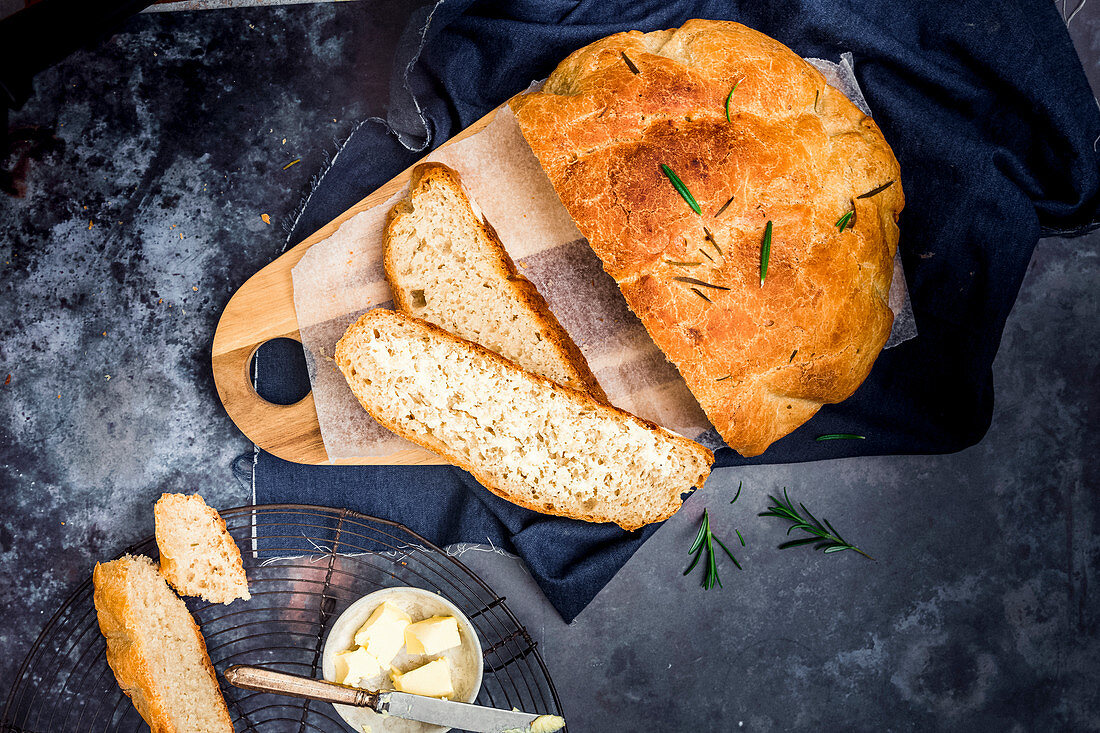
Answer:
501, 715, 565, 733
404, 615, 461, 656
530, 715, 566, 733
335, 646, 382, 688
353, 601, 412, 665
390, 658, 454, 698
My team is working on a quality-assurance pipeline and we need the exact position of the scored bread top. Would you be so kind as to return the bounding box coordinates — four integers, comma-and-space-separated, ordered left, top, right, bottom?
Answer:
93, 555, 233, 733
510, 20, 904, 456
384, 162, 607, 402
155, 493, 250, 605
334, 309, 712, 530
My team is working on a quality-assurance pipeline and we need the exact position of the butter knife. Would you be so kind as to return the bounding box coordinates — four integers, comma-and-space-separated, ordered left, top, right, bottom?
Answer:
223, 665, 565, 733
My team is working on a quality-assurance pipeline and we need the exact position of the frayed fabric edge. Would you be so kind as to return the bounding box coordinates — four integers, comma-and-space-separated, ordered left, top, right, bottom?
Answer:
254, 535, 520, 567
280, 0, 448, 253
280, 116, 378, 253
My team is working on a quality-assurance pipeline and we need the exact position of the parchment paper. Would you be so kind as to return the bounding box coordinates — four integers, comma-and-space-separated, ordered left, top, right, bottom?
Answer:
291, 56, 916, 461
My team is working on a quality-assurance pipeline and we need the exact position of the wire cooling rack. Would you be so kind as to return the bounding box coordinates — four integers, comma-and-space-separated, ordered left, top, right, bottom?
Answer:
1, 504, 565, 732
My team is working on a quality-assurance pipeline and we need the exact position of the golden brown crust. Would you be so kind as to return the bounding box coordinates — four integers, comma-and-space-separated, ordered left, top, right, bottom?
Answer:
384, 162, 609, 403
334, 309, 712, 530
93, 556, 232, 733
94, 559, 164, 731
511, 20, 904, 456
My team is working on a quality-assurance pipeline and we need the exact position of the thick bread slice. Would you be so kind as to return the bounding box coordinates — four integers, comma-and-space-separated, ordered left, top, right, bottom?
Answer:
155, 493, 250, 604
334, 309, 712, 530
93, 555, 233, 733
384, 162, 608, 402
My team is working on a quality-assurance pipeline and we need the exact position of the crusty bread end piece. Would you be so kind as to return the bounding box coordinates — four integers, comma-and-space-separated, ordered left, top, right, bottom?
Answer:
93, 555, 233, 733
334, 309, 712, 530
155, 493, 250, 604
384, 162, 607, 402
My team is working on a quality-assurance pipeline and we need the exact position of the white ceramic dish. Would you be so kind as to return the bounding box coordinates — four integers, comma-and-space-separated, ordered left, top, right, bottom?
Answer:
321, 586, 484, 733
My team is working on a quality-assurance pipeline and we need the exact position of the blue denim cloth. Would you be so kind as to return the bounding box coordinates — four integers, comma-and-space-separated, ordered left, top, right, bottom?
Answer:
254, 0, 1100, 621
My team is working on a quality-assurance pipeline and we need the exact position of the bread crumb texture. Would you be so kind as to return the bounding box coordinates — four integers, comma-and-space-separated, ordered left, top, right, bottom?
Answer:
511, 20, 904, 456
385, 163, 607, 402
93, 555, 233, 733
155, 493, 250, 604
335, 310, 712, 530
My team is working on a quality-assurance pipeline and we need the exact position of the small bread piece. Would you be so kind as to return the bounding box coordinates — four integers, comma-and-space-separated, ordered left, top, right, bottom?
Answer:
384, 162, 607, 402
93, 555, 233, 733
334, 310, 712, 530
155, 493, 250, 604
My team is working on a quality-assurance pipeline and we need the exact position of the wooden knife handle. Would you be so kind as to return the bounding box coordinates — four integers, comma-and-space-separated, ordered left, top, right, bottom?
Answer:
223, 665, 380, 708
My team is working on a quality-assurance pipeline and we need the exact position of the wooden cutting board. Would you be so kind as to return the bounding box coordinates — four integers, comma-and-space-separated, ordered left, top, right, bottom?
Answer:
211, 105, 506, 465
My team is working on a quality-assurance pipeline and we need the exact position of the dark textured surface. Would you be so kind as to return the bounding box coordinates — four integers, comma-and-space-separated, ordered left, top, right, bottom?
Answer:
1, 2, 1098, 730
0, 0, 412, 696
464, 229, 1100, 730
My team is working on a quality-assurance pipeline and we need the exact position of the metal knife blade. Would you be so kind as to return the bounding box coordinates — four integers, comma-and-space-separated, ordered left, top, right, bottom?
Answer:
382, 690, 552, 733
223, 665, 564, 733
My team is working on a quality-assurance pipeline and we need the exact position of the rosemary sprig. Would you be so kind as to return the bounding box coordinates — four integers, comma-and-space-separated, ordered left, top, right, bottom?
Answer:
621, 51, 640, 74
690, 287, 712, 303
703, 226, 723, 255
714, 195, 735, 218
835, 211, 854, 231
661, 164, 701, 214
789, 349, 798, 363
699, 248, 716, 263
815, 433, 865, 441
724, 81, 739, 122
730, 480, 742, 504
814, 89, 820, 112
673, 276, 730, 291
715, 374, 732, 382
759, 220, 773, 286
857, 180, 895, 199
665, 259, 702, 267
759, 488, 873, 559
684, 509, 742, 589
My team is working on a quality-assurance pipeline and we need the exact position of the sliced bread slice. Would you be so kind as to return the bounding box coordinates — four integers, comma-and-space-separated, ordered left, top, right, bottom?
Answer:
155, 493, 250, 604
384, 162, 607, 402
93, 554, 233, 733
334, 309, 712, 530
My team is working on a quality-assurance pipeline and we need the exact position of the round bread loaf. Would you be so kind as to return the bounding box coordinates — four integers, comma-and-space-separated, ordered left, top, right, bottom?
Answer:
510, 19, 904, 457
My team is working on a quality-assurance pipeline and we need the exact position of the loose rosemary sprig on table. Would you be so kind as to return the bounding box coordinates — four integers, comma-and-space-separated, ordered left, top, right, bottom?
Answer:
759, 488, 873, 560
816, 433, 865, 441
685, 509, 742, 589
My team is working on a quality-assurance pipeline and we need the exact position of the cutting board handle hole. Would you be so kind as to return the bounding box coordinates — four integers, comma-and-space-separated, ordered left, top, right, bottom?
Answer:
250, 337, 312, 406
